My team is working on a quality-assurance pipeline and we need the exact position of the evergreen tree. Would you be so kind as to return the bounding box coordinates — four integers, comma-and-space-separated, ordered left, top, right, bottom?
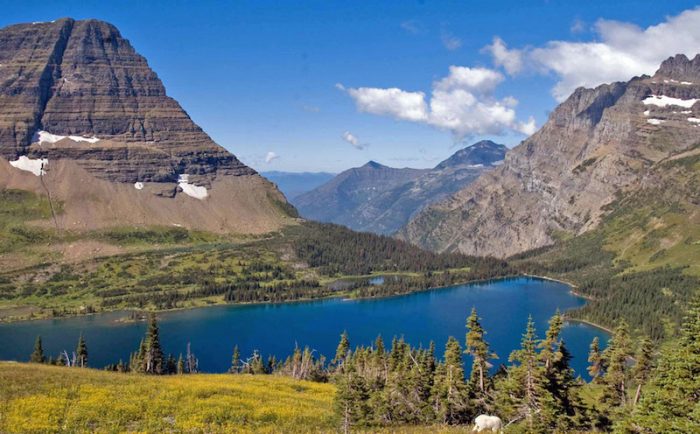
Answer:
632, 337, 654, 407
465, 307, 497, 411
587, 336, 605, 382
76, 334, 88, 368
177, 353, 185, 374
144, 313, 164, 374
230, 345, 241, 374
632, 299, 700, 432
498, 316, 552, 432
29, 335, 45, 364
334, 331, 350, 369
601, 321, 632, 409
431, 336, 468, 424
335, 361, 370, 433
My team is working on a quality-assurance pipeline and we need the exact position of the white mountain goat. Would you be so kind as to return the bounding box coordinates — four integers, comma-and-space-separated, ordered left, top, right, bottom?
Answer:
472, 414, 503, 433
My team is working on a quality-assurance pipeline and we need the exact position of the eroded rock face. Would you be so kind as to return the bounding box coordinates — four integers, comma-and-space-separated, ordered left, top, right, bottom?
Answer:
0, 18, 253, 186
399, 54, 700, 257
0, 19, 293, 234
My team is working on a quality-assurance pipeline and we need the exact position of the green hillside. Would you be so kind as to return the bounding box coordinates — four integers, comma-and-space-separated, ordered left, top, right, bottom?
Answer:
515, 148, 700, 339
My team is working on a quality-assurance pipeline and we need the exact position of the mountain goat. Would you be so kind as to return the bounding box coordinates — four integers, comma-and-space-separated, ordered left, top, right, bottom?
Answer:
472, 414, 503, 433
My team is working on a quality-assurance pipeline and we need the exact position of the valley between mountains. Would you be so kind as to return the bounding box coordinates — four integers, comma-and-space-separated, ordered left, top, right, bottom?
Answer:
0, 10, 699, 434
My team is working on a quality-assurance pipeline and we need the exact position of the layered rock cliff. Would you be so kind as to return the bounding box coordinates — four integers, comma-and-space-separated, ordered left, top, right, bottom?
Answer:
0, 19, 293, 233
399, 54, 700, 257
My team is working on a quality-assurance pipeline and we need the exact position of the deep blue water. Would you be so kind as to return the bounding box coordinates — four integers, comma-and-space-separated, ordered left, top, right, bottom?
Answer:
0, 277, 608, 378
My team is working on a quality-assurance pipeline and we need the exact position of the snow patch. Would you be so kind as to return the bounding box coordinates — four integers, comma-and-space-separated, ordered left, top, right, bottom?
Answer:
643, 110, 650, 116
646, 119, 664, 125
688, 117, 700, 124
467, 164, 485, 168
642, 95, 698, 108
491, 160, 504, 166
33, 130, 100, 144
177, 174, 208, 200
9, 156, 48, 176
681, 81, 694, 85
134, 182, 144, 190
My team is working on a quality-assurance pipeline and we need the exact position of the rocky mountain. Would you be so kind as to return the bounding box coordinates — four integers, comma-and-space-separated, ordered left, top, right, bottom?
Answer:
261, 171, 336, 200
399, 54, 700, 258
0, 19, 294, 234
294, 141, 506, 234
293, 161, 428, 231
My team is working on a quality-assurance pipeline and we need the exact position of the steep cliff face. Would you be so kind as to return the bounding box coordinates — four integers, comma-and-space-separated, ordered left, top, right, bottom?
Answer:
400, 55, 700, 257
0, 19, 293, 234
294, 141, 506, 234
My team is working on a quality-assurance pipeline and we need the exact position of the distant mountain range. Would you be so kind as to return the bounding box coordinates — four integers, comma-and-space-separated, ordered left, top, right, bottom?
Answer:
261, 171, 336, 200
294, 141, 507, 234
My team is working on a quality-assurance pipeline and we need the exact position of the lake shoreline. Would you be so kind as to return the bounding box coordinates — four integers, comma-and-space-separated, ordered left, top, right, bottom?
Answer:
0, 273, 611, 337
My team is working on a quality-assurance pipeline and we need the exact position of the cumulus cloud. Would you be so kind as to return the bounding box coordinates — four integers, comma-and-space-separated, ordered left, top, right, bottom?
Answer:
441, 30, 462, 51
483, 37, 523, 76
265, 151, 279, 163
340, 66, 535, 138
341, 131, 366, 150
486, 7, 700, 101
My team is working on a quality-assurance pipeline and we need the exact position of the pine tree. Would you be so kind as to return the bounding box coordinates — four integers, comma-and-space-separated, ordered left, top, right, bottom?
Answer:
177, 353, 185, 374
465, 307, 497, 410
499, 316, 552, 432
632, 337, 654, 407
230, 345, 241, 374
334, 361, 370, 433
602, 321, 632, 409
631, 299, 700, 432
587, 336, 605, 382
144, 313, 164, 374
29, 335, 45, 364
431, 336, 468, 424
76, 334, 88, 368
334, 331, 350, 369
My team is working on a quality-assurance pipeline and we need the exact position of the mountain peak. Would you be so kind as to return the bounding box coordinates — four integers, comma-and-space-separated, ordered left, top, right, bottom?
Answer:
434, 140, 507, 170
362, 160, 387, 169
655, 53, 700, 81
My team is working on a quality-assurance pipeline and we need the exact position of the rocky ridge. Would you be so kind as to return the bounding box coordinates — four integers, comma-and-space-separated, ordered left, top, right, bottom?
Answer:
399, 54, 700, 257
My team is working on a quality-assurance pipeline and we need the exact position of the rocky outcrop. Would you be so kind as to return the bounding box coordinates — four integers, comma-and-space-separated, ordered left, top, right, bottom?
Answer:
0, 19, 293, 234
294, 141, 506, 234
399, 55, 700, 257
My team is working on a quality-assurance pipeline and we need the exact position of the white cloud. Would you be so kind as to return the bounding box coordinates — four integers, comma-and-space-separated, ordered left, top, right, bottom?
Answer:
265, 151, 279, 163
347, 87, 428, 122
342, 131, 366, 150
401, 20, 423, 35
570, 18, 586, 34
486, 7, 700, 101
340, 66, 535, 138
483, 37, 523, 75
441, 31, 462, 51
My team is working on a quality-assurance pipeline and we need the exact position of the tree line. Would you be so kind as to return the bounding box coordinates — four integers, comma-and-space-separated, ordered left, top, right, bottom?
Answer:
29, 302, 700, 432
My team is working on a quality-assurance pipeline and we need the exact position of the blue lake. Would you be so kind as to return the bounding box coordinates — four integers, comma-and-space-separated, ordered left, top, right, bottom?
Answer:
0, 277, 608, 378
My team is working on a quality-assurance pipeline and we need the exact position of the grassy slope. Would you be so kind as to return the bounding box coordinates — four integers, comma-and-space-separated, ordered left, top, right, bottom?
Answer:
514, 150, 700, 338
0, 363, 471, 434
0, 362, 335, 433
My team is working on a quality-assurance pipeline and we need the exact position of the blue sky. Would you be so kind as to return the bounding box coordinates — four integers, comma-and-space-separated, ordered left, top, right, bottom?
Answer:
1, 1, 699, 172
